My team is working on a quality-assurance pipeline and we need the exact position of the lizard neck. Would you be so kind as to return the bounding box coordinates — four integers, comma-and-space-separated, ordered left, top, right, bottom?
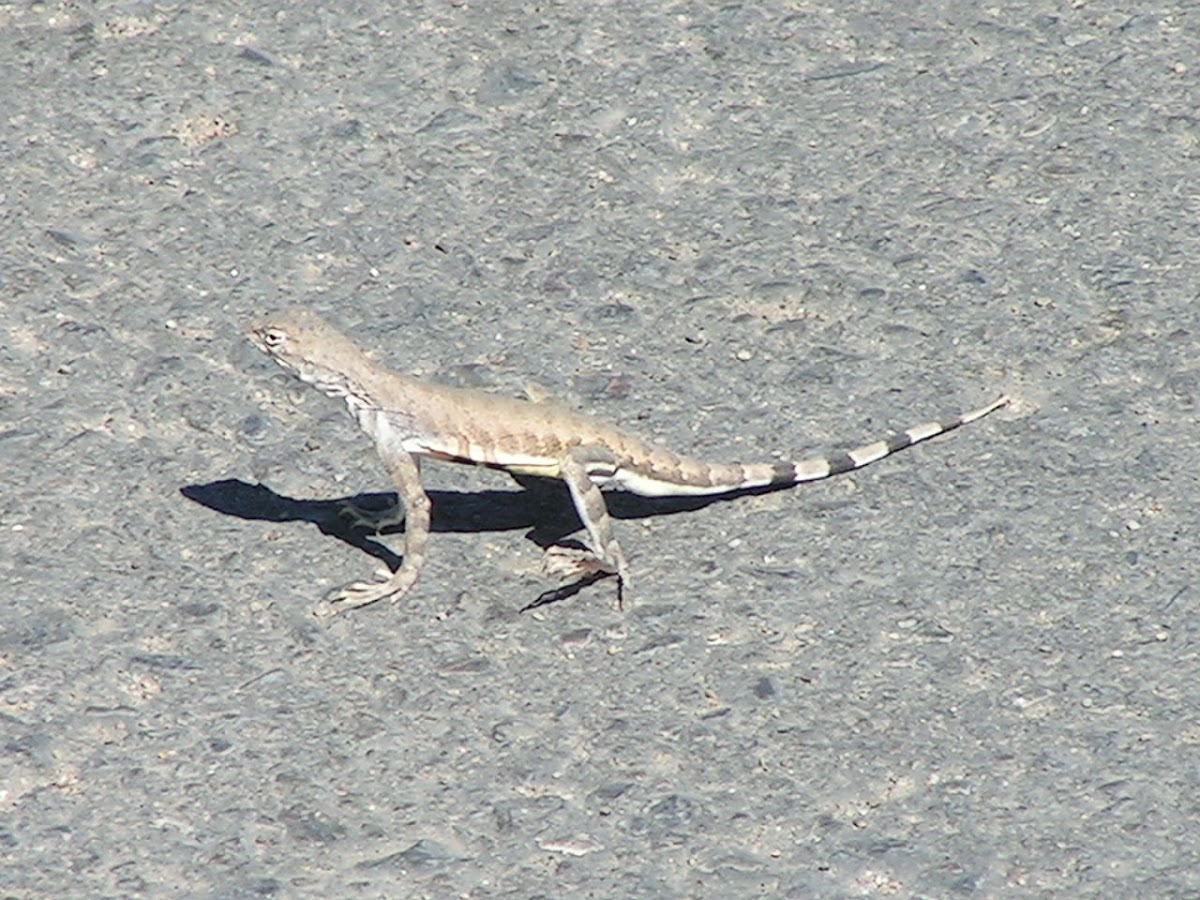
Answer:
302, 369, 372, 405
281, 355, 423, 442
286, 357, 380, 416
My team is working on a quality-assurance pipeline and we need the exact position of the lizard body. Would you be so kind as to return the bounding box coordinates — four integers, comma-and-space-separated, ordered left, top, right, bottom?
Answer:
248, 308, 1007, 613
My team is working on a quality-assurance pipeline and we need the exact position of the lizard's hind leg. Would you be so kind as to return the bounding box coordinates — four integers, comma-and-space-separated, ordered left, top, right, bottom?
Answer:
551, 448, 630, 607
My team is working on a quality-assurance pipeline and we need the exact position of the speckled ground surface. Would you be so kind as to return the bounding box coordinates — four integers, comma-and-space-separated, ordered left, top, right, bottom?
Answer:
3, 3, 1198, 897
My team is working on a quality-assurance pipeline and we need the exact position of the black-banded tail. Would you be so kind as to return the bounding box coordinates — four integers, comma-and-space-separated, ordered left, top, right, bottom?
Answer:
597, 395, 1009, 498
778, 394, 1010, 485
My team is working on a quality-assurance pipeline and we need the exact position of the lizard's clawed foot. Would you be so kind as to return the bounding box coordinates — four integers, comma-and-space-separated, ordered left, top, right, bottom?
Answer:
541, 544, 616, 582
315, 567, 413, 617
523, 545, 628, 612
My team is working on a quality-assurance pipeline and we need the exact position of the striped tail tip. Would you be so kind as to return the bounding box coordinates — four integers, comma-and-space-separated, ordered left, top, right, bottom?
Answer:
789, 394, 1009, 484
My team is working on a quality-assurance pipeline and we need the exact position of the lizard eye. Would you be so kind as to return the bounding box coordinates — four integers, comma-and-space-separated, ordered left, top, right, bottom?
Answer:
262, 328, 287, 348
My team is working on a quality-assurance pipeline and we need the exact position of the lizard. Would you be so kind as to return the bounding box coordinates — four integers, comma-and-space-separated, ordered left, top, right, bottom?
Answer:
247, 307, 1008, 614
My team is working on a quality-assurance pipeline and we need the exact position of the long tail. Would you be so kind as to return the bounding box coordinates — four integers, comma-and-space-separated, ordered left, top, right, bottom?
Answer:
784, 394, 1010, 484
608, 395, 1010, 497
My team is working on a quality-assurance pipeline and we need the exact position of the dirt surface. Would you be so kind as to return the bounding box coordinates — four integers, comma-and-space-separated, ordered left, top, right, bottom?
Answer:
3, 3, 1197, 897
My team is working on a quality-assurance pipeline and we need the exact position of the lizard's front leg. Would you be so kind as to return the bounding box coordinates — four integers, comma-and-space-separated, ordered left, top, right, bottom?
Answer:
552, 447, 631, 605
320, 446, 430, 615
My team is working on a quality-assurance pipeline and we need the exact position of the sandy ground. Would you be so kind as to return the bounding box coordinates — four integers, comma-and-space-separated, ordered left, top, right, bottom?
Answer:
2, 3, 1197, 897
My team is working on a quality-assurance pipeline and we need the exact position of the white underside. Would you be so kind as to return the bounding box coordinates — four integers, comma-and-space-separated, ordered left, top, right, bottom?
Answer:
606, 467, 769, 497
397, 430, 770, 498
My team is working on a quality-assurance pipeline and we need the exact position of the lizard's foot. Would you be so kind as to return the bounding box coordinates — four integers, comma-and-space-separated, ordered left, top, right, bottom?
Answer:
524, 546, 628, 612
335, 497, 404, 534
541, 544, 616, 582
315, 567, 414, 617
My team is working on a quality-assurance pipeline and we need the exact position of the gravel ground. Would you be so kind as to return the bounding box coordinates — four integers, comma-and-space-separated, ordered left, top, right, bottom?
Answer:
3, 3, 1198, 898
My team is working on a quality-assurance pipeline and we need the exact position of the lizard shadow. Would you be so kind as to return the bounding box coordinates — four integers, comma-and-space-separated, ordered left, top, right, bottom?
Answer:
181, 477, 785, 591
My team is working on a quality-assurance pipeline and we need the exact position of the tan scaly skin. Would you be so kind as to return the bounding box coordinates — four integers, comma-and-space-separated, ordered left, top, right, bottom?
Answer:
247, 308, 1008, 614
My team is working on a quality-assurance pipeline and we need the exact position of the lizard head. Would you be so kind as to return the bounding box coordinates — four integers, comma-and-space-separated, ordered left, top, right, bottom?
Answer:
247, 308, 372, 394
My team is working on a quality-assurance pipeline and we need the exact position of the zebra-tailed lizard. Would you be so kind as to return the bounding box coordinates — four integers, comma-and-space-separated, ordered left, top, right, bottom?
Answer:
248, 308, 1007, 614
